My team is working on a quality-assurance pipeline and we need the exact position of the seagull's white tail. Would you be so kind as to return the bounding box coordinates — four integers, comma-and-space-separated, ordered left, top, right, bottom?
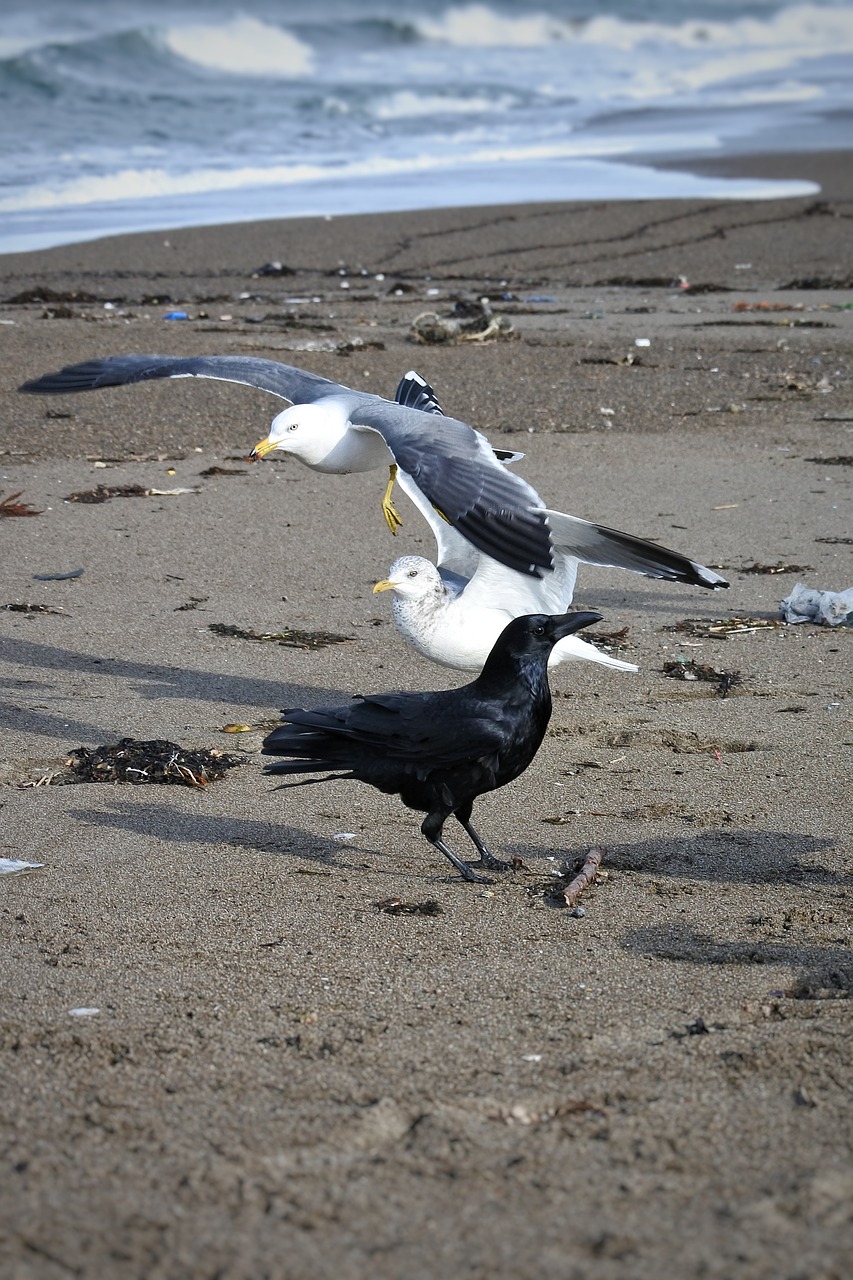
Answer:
549, 634, 638, 672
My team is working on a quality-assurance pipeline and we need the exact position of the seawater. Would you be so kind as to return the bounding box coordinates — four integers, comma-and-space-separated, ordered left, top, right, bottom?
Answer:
2, 0, 852, 253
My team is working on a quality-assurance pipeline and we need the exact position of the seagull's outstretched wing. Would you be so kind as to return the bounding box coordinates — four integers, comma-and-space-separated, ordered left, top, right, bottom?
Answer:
19, 354, 345, 404
544, 510, 728, 590
21, 354, 554, 577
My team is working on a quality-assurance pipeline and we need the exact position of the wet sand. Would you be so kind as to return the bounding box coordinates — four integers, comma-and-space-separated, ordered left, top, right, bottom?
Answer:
1, 154, 852, 1278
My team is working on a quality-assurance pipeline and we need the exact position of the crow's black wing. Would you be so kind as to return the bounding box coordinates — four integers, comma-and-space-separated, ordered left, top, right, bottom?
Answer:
263, 690, 510, 773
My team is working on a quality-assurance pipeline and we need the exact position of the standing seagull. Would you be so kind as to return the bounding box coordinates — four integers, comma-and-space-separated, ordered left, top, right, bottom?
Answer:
19, 355, 553, 578
262, 610, 602, 883
374, 553, 637, 673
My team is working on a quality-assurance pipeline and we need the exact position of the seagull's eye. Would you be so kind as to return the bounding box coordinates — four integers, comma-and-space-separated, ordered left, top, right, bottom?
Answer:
407, 570, 418, 579
287, 422, 299, 432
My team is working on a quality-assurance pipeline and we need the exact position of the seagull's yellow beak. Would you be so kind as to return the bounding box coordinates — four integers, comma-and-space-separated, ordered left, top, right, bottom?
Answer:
373, 578, 396, 594
250, 434, 279, 461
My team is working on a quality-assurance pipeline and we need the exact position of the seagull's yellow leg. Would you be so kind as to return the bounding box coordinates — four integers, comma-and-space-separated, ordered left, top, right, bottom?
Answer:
381, 463, 404, 534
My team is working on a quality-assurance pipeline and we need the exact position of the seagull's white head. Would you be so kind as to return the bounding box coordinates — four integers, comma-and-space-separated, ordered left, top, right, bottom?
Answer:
252, 402, 352, 468
373, 555, 445, 603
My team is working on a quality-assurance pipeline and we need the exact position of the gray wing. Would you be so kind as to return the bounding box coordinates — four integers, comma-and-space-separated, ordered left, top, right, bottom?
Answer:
354, 400, 552, 574
19, 354, 348, 403
544, 509, 728, 589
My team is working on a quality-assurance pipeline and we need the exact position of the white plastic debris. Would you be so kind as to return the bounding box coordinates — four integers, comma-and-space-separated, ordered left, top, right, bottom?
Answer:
332, 832, 356, 842
68, 1007, 99, 1017
0, 857, 44, 875
780, 582, 853, 626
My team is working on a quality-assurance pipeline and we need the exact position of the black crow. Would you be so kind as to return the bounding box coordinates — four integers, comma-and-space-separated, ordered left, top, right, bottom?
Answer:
262, 610, 602, 883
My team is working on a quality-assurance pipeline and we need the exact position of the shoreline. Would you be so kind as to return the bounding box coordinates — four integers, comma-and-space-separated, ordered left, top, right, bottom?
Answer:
2, 146, 850, 264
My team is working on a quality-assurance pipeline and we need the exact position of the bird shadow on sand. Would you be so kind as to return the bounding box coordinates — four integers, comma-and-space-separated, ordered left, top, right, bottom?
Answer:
69, 796, 371, 870
0, 634, 353, 745
571, 582, 744, 620
622, 922, 853, 997
505, 828, 846, 888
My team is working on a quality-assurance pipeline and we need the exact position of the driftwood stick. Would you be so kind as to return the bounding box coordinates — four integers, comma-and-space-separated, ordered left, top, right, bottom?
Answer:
563, 846, 606, 908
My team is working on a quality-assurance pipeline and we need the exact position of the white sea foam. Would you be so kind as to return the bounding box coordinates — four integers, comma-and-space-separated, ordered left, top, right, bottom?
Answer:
162, 15, 314, 77
416, 3, 853, 56
371, 90, 519, 120
416, 5, 576, 46
0, 134, 728, 212
0, 36, 41, 59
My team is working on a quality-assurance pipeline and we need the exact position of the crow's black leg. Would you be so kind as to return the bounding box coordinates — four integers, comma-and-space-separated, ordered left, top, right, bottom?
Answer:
421, 809, 491, 884
455, 800, 513, 872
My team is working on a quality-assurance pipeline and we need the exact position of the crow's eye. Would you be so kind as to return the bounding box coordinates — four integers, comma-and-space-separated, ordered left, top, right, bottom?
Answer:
534, 624, 545, 636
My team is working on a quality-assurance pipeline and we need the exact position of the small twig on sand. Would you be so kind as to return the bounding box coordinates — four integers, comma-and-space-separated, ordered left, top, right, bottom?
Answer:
563, 846, 606, 908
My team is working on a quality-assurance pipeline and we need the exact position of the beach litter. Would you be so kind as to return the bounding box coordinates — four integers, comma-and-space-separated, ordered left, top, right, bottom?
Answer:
209, 621, 353, 650
662, 657, 742, 697
0, 491, 41, 517
3, 603, 67, 615
667, 616, 782, 638
53, 738, 245, 788
252, 261, 294, 277
374, 898, 444, 917
65, 483, 198, 503
0, 857, 44, 876
410, 298, 514, 344
33, 568, 84, 581
780, 582, 853, 626
733, 562, 812, 575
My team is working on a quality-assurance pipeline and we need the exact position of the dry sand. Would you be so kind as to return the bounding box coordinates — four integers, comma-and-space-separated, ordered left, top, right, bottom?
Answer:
1, 155, 851, 1278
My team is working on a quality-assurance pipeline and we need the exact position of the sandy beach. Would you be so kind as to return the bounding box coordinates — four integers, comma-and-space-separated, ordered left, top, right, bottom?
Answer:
1, 155, 851, 1279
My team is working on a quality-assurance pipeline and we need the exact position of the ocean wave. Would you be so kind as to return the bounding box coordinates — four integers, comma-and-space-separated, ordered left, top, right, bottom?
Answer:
415, 2, 853, 55
160, 15, 314, 77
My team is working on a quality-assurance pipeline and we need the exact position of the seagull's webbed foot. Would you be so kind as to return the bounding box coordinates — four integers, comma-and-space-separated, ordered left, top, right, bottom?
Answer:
381, 463, 403, 535
458, 816, 513, 873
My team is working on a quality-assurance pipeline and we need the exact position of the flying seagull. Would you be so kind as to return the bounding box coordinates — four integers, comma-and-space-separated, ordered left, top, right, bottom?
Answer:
262, 610, 602, 883
19, 355, 553, 578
